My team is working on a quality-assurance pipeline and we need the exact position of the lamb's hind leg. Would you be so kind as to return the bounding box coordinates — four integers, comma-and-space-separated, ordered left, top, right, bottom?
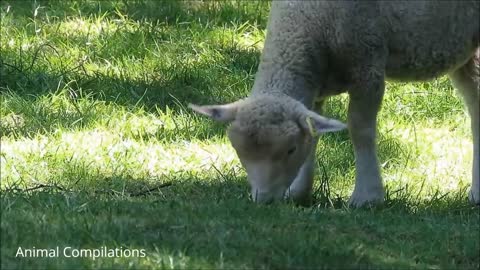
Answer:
449, 51, 480, 205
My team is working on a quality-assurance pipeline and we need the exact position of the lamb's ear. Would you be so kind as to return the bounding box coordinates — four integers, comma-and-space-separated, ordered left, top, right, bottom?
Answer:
299, 110, 347, 136
188, 101, 241, 122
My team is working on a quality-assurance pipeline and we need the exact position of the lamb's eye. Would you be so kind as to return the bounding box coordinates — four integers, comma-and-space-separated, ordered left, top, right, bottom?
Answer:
287, 146, 296, 155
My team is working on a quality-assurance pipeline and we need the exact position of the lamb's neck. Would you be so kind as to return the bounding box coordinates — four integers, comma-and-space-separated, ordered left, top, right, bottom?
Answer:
250, 19, 323, 107
251, 53, 319, 108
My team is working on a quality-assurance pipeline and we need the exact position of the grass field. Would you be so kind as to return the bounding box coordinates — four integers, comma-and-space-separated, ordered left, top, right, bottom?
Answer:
1, 1, 479, 269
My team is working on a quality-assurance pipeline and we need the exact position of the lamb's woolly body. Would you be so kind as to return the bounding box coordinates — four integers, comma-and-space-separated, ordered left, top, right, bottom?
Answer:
251, 1, 479, 105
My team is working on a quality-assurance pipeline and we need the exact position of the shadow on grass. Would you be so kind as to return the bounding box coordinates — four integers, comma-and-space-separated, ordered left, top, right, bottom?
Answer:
0, 44, 260, 107
1, 175, 479, 269
0, 71, 227, 140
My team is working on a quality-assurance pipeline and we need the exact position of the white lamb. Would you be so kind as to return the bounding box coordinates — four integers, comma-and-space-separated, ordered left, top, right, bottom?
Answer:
190, 1, 480, 207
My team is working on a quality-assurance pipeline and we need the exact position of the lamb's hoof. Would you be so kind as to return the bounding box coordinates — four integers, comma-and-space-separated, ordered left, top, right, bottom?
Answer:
468, 188, 480, 205
348, 189, 384, 208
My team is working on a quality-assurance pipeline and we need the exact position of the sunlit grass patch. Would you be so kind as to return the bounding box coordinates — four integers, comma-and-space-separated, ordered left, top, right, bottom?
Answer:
380, 125, 472, 203
1, 127, 241, 190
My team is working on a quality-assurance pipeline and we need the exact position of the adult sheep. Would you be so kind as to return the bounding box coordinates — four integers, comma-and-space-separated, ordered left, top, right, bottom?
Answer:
190, 1, 479, 207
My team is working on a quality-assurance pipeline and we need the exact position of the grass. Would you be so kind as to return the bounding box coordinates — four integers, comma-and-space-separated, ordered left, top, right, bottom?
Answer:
0, 1, 478, 269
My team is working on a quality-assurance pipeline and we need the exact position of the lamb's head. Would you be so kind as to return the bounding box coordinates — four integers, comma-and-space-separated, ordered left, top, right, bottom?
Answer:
189, 95, 346, 204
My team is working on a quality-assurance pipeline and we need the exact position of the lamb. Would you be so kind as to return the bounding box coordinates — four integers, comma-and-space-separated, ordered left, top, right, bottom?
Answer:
190, 1, 480, 207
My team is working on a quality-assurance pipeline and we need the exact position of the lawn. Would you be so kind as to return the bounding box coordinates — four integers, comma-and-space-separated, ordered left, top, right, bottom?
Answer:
0, 1, 479, 269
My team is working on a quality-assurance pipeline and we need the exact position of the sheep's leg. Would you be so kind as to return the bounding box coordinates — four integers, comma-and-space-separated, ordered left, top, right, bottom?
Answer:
285, 138, 318, 206
347, 73, 385, 207
449, 52, 480, 205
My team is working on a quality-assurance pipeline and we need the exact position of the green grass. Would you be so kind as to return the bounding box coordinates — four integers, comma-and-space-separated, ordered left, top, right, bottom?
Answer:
1, 1, 479, 269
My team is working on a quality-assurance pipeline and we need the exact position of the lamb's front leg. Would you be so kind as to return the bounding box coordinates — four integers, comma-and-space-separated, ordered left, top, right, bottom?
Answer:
347, 78, 385, 207
285, 138, 318, 206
